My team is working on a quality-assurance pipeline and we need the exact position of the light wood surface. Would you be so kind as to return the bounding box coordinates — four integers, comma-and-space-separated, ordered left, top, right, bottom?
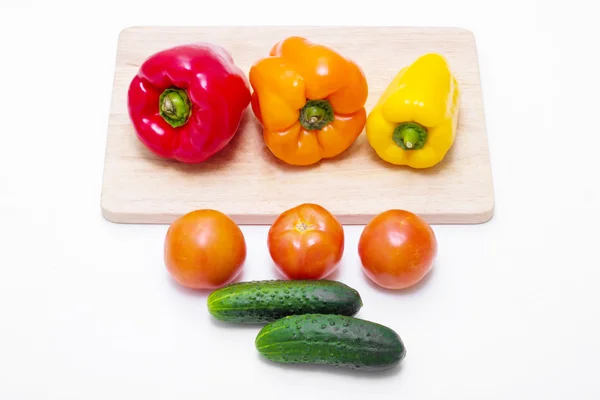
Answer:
101, 26, 494, 225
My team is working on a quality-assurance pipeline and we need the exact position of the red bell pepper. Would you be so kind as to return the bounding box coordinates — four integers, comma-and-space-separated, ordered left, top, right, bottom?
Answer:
127, 43, 251, 163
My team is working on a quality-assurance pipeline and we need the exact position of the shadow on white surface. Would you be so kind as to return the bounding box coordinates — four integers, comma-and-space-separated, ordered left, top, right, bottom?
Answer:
208, 316, 267, 330
324, 263, 343, 281
361, 262, 438, 296
256, 352, 406, 379
268, 260, 344, 282
166, 278, 213, 297
166, 269, 248, 297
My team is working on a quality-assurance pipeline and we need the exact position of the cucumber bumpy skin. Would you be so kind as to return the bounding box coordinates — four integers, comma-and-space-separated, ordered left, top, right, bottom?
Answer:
207, 280, 363, 324
255, 314, 407, 371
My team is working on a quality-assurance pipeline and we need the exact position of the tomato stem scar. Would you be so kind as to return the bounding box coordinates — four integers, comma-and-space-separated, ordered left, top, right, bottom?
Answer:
295, 221, 311, 232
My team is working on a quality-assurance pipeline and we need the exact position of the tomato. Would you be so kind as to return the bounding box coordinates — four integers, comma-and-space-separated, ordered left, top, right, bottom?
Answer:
164, 209, 246, 289
358, 210, 437, 290
267, 203, 345, 280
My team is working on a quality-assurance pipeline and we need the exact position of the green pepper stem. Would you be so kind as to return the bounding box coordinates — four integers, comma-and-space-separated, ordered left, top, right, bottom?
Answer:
392, 122, 428, 150
159, 88, 191, 128
299, 100, 334, 131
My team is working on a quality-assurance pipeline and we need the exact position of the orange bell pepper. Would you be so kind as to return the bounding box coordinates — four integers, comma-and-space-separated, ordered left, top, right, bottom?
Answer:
249, 37, 368, 166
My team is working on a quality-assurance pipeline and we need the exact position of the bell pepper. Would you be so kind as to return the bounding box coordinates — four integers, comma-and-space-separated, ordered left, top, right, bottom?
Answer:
366, 53, 460, 169
127, 43, 251, 164
249, 36, 368, 166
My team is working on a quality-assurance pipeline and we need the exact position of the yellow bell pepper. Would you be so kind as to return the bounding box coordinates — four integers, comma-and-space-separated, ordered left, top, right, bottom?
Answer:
366, 53, 460, 169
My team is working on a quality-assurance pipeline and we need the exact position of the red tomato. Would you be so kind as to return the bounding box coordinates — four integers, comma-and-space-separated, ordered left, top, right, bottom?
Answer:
267, 204, 345, 280
164, 209, 246, 289
358, 210, 437, 290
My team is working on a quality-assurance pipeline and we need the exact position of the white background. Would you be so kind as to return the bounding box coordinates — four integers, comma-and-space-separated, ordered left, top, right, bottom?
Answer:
1, 0, 599, 399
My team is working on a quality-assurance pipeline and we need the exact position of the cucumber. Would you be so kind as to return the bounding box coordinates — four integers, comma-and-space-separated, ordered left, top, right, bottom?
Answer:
207, 280, 362, 324
255, 314, 406, 371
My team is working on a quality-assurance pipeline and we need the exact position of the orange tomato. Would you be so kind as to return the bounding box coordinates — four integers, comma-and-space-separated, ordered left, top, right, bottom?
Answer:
164, 209, 246, 289
358, 210, 437, 290
267, 203, 345, 280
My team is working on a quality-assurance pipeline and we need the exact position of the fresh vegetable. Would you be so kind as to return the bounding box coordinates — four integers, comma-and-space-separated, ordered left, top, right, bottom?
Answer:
267, 203, 344, 280
255, 314, 406, 371
358, 210, 437, 289
207, 280, 362, 324
164, 209, 246, 289
249, 36, 368, 166
365, 53, 460, 168
128, 43, 251, 164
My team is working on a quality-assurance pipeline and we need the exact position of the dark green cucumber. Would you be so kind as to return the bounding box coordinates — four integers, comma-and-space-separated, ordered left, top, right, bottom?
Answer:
207, 280, 362, 324
255, 314, 406, 371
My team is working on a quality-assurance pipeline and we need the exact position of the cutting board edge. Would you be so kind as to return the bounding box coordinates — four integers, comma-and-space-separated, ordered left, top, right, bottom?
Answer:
115, 25, 479, 40
100, 198, 495, 226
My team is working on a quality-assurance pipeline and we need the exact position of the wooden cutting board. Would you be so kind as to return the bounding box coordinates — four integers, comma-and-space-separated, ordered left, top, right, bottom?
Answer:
101, 26, 494, 225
